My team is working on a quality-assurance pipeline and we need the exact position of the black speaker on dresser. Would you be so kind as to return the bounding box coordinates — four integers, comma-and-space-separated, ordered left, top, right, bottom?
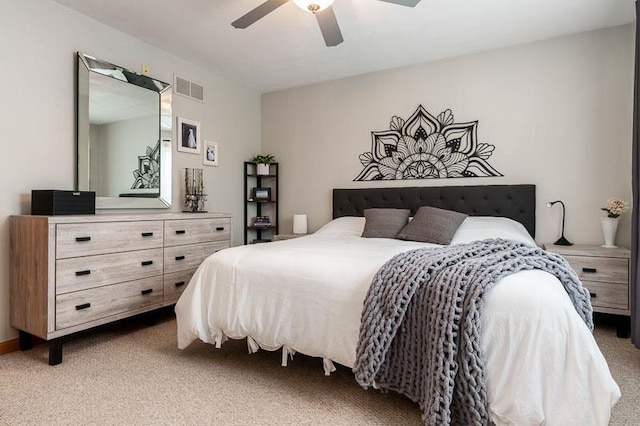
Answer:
31, 190, 96, 215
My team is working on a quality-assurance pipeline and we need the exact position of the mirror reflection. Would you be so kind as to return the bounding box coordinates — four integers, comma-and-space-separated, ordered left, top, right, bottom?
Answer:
77, 53, 172, 209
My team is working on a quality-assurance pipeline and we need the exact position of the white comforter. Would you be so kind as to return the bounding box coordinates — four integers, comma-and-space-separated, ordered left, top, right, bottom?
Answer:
175, 216, 620, 425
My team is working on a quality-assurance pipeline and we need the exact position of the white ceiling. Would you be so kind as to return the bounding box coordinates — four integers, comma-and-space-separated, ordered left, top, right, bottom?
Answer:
54, 0, 635, 93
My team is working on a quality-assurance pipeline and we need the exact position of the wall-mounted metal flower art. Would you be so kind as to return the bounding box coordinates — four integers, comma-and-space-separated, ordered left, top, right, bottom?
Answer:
131, 140, 160, 189
354, 105, 502, 181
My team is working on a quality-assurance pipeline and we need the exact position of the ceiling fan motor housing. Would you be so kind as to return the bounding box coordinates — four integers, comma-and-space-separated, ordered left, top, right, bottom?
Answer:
292, 0, 335, 13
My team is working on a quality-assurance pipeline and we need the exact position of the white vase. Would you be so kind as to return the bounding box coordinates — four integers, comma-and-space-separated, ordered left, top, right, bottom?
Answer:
601, 217, 619, 248
293, 214, 308, 235
257, 163, 270, 175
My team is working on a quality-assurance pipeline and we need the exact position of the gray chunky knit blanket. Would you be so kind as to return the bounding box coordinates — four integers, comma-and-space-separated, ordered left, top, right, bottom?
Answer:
353, 238, 593, 426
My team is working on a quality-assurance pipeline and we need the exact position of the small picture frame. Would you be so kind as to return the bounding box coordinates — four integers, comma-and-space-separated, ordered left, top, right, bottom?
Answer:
203, 140, 219, 166
177, 117, 201, 154
252, 187, 271, 202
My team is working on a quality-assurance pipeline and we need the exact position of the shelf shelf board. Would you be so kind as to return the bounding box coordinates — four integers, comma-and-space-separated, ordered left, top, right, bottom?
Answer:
246, 174, 277, 178
250, 239, 272, 244
247, 225, 276, 230
247, 199, 277, 203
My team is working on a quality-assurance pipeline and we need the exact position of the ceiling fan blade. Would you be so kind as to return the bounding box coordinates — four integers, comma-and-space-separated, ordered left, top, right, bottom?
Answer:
232, 0, 290, 29
315, 6, 343, 47
376, 0, 421, 6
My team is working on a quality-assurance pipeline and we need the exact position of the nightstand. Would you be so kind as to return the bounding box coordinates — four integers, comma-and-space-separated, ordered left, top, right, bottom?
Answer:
544, 243, 630, 337
273, 234, 306, 241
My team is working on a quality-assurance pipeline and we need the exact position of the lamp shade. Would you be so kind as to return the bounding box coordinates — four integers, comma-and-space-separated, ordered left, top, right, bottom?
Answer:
293, 214, 308, 234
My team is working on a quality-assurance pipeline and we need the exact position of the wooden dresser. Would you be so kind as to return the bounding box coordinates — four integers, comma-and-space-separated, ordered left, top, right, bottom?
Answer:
10, 212, 231, 364
544, 243, 630, 336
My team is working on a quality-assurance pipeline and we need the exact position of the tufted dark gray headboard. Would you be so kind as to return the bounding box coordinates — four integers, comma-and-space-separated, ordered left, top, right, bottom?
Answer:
333, 184, 536, 238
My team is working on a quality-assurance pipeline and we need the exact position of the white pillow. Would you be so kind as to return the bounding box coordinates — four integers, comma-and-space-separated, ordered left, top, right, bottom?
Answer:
315, 217, 365, 237
450, 216, 536, 246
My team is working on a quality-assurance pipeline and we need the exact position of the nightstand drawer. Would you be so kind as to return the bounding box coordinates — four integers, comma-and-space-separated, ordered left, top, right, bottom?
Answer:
582, 280, 629, 311
562, 255, 628, 284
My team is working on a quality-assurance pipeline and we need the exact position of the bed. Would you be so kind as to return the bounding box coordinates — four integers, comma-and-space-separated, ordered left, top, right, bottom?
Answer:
175, 184, 620, 425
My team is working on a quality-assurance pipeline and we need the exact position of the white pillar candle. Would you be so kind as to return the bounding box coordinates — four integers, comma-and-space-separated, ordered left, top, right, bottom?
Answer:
293, 214, 308, 234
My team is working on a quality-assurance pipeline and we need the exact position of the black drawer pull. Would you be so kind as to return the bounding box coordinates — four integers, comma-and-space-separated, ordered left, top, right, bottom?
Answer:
75, 236, 91, 242
589, 292, 597, 298
175, 230, 186, 235
75, 270, 91, 276
141, 289, 153, 295
175, 255, 185, 261
175, 281, 186, 288
216, 227, 225, 231
141, 260, 153, 266
75, 303, 91, 310
141, 232, 154, 237
582, 267, 597, 273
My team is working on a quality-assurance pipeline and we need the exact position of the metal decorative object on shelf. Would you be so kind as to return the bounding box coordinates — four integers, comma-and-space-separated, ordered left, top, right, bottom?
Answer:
183, 168, 207, 212
354, 104, 502, 181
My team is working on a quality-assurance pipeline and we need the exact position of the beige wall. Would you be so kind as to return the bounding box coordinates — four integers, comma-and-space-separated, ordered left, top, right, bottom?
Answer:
0, 0, 261, 343
262, 25, 634, 249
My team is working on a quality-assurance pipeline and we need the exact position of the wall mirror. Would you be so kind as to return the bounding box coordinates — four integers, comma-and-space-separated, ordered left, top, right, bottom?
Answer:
77, 52, 172, 209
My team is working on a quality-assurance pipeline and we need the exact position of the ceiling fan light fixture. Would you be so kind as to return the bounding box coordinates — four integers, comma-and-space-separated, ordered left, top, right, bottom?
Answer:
292, 0, 335, 13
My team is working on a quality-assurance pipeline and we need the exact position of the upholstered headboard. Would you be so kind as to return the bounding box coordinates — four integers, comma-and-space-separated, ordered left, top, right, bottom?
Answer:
332, 184, 536, 237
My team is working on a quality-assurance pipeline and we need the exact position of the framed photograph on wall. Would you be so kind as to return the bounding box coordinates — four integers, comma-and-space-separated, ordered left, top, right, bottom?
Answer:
177, 117, 201, 154
203, 140, 219, 166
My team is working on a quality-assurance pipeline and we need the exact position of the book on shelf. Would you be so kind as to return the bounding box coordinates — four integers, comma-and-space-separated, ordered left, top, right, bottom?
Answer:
253, 215, 272, 228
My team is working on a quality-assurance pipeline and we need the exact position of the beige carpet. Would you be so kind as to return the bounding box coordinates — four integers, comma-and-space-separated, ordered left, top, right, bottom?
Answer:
0, 311, 638, 425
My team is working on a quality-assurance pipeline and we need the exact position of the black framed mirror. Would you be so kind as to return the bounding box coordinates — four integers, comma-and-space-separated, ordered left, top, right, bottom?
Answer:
77, 52, 172, 209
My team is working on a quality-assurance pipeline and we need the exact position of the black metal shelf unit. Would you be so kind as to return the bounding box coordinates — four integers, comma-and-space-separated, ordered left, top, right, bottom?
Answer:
244, 162, 279, 244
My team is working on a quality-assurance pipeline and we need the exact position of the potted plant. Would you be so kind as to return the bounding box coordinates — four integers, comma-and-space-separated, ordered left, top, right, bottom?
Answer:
600, 197, 629, 248
252, 154, 275, 175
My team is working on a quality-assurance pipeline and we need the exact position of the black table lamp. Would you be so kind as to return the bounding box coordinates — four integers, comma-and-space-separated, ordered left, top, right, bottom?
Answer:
547, 200, 573, 246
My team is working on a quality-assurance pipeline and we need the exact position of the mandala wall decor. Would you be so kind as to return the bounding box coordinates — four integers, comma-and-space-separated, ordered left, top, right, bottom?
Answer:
354, 105, 502, 181
131, 140, 160, 189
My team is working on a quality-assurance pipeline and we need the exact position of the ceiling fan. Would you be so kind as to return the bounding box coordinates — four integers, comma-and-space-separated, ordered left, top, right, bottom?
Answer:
231, 0, 422, 47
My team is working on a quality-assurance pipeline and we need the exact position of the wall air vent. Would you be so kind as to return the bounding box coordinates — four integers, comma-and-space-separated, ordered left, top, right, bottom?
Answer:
173, 74, 204, 103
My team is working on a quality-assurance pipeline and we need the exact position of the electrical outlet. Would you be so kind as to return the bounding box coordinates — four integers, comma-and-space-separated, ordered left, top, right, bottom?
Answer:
141, 64, 150, 76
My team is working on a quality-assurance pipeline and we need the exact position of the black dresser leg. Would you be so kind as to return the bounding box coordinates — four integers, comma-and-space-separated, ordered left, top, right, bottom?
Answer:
616, 316, 630, 339
145, 310, 158, 326
19, 330, 34, 351
48, 340, 63, 366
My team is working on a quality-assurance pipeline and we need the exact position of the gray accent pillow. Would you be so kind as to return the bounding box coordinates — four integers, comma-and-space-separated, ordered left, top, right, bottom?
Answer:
362, 208, 411, 239
397, 206, 468, 245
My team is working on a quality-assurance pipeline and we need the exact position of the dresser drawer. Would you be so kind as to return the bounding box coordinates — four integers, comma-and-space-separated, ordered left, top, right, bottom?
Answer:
55, 276, 163, 330
164, 241, 228, 274
56, 221, 163, 259
164, 268, 197, 303
164, 218, 231, 247
582, 280, 629, 311
562, 255, 628, 284
56, 248, 163, 295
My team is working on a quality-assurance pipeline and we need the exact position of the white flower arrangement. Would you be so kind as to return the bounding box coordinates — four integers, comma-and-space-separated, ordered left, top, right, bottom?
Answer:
601, 197, 629, 218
